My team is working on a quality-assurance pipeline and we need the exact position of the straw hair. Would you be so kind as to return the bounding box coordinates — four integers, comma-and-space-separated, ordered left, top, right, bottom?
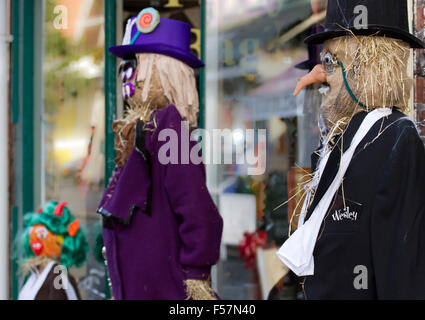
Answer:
321, 35, 412, 133
115, 53, 199, 167
184, 279, 217, 300
112, 106, 155, 168
127, 53, 199, 127
20, 256, 52, 277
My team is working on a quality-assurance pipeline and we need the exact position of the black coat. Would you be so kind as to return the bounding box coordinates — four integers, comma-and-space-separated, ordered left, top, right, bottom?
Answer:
303, 109, 425, 299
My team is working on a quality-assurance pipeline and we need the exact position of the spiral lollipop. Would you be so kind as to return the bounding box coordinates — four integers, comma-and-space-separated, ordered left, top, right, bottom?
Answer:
129, 8, 160, 45
137, 8, 160, 34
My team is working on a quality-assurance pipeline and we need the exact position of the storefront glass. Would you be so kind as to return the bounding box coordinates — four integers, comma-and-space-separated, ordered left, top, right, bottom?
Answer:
8, 0, 424, 301
14, 0, 325, 301
205, 0, 323, 299
42, 0, 106, 299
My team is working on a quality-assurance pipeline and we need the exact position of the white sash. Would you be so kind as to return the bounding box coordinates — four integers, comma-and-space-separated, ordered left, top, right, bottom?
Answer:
18, 261, 56, 300
277, 108, 392, 276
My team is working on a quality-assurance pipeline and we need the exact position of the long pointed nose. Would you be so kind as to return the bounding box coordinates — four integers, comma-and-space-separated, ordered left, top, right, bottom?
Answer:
293, 64, 326, 96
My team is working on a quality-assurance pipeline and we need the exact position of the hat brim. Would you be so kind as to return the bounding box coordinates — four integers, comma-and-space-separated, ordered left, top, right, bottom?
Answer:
305, 25, 425, 49
109, 43, 205, 68
295, 60, 317, 70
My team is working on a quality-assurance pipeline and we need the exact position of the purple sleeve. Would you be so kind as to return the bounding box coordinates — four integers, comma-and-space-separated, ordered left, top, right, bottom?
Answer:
165, 161, 223, 280
154, 106, 223, 280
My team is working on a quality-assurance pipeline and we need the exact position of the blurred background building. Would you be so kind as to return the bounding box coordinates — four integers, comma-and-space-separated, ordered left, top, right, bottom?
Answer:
0, 0, 424, 300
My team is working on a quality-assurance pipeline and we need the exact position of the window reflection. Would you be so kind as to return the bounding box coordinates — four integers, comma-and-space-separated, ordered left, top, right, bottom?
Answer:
43, 0, 106, 299
206, 0, 324, 299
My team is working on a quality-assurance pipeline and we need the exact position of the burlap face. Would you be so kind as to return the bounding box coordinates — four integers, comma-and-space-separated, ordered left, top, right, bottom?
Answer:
126, 55, 171, 113
115, 53, 200, 167
321, 36, 412, 132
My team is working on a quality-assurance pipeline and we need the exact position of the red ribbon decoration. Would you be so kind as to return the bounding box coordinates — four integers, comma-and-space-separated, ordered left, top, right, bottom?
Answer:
238, 229, 268, 269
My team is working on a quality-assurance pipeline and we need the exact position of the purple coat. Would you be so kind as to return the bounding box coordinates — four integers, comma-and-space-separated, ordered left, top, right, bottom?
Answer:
97, 105, 223, 300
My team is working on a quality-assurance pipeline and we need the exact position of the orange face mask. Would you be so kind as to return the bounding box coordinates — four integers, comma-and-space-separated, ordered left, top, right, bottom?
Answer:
29, 224, 63, 258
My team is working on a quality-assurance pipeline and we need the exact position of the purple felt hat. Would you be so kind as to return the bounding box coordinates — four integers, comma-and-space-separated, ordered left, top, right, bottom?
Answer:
109, 8, 204, 68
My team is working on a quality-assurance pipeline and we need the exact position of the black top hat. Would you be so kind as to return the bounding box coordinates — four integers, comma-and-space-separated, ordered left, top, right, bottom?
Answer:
295, 25, 324, 70
305, 0, 425, 48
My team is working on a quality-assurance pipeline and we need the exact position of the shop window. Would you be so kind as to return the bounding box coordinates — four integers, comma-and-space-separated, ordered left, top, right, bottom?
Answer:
42, 0, 106, 299
205, 0, 324, 299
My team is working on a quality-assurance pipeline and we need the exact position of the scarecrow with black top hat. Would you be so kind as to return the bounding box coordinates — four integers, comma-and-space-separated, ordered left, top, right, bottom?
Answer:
277, 0, 425, 299
97, 8, 223, 300
17, 201, 88, 300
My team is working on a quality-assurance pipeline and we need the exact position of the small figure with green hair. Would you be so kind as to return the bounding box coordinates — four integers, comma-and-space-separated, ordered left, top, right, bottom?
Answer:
17, 201, 88, 300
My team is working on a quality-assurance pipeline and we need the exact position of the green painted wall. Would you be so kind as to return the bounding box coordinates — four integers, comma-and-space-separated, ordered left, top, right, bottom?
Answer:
104, 0, 117, 187
11, 0, 40, 300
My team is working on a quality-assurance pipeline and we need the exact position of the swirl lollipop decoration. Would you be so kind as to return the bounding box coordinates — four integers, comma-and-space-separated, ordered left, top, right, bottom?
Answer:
130, 8, 160, 45
137, 8, 160, 33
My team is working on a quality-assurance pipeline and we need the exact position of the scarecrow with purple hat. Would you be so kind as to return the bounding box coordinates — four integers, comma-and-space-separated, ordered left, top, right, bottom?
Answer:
97, 8, 223, 300
277, 0, 425, 299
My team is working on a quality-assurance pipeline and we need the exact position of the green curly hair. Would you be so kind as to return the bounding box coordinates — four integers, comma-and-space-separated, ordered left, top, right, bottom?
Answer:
20, 201, 88, 268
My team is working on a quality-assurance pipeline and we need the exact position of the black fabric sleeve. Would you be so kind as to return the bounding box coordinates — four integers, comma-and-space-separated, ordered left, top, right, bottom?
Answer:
371, 125, 425, 299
